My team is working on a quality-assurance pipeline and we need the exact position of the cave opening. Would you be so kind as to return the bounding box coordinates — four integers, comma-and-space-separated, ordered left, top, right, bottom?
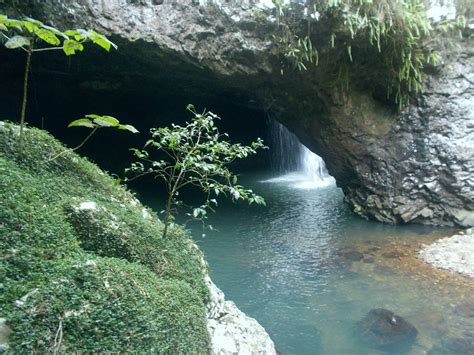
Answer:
0, 38, 285, 179
0, 34, 340, 196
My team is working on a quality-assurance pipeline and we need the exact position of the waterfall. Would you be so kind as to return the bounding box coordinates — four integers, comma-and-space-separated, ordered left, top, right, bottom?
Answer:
264, 119, 335, 189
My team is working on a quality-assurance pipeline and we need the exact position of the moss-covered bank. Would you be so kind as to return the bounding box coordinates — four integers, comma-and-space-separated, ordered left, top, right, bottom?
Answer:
0, 122, 210, 353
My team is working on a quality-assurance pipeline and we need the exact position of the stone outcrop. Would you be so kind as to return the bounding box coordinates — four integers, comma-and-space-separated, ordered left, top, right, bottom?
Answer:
287, 43, 474, 227
0, 318, 12, 353
1, 0, 473, 226
205, 276, 276, 355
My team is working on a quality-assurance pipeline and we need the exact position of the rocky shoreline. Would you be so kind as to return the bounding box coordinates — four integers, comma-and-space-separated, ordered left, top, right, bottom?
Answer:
206, 276, 276, 355
419, 228, 474, 278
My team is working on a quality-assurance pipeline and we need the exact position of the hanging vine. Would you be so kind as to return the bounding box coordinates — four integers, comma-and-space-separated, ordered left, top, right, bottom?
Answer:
270, 0, 467, 109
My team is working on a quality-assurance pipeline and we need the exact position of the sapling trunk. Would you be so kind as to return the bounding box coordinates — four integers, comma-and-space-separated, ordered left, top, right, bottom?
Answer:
162, 194, 173, 239
19, 48, 32, 152
48, 127, 99, 162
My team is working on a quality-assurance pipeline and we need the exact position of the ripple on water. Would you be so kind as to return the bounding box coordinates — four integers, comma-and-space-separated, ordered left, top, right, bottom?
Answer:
169, 172, 473, 354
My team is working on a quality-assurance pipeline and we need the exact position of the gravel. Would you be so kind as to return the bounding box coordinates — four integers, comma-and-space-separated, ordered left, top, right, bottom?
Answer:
419, 228, 474, 278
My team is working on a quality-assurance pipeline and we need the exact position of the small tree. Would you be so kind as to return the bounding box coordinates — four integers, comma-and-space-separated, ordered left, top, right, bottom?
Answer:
0, 15, 117, 150
126, 105, 267, 238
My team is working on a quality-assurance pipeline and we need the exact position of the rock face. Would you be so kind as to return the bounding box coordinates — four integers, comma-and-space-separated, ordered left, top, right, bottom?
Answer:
357, 308, 418, 351
1, 0, 473, 226
205, 276, 277, 355
419, 228, 474, 277
327, 47, 474, 227
0, 318, 12, 353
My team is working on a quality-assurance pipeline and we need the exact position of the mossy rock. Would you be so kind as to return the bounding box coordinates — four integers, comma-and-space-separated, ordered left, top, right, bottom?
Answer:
7, 257, 209, 353
0, 122, 210, 353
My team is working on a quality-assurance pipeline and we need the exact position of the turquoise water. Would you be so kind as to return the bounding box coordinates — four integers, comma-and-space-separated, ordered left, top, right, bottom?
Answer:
147, 172, 474, 354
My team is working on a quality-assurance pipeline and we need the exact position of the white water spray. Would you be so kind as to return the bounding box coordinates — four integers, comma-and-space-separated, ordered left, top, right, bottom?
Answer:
263, 120, 335, 189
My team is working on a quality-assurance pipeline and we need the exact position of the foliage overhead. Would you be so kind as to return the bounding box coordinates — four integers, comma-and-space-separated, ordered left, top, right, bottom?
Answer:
269, 0, 467, 108
0, 15, 117, 55
0, 14, 118, 152
127, 104, 267, 238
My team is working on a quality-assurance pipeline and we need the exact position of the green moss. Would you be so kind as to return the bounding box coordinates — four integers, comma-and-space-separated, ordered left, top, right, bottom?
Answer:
8, 257, 209, 353
0, 123, 210, 353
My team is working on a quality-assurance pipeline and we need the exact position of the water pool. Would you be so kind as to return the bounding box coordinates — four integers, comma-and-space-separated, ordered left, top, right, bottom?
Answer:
185, 172, 474, 354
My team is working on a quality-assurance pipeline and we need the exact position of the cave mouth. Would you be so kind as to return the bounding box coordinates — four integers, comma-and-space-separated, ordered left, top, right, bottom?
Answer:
0, 39, 278, 177
0, 38, 337, 187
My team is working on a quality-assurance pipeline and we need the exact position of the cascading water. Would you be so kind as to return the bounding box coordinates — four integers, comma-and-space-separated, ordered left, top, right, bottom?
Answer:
264, 119, 335, 189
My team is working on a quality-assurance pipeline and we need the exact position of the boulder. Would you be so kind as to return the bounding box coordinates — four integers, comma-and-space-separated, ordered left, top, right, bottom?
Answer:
357, 309, 418, 351
205, 276, 277, 355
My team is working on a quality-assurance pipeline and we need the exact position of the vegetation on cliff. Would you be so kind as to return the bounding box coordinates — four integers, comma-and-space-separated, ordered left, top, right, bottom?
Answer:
269, 0, 467, 108
0, 123, 210, 353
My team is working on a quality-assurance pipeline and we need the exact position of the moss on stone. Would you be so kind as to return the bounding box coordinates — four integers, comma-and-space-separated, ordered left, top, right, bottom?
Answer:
0, 122, 209, 353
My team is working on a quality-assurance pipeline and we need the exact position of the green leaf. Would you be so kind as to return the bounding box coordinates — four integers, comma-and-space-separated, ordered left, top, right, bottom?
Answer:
64, 29, 84, 41
63, 39, 84, 55
5, 35, 31, 49
24, 17, 43, 26
42, 24, 68, 39
22, 21, 38, 33
90, 32, 117, 52
92, 115, 119, 127
68, 118, 96, 128
5, 19, 22, 28
94, 37, 111, 51
35, 28, 60, 45
0, 24, 7, 31
118, 124, 139, 134
84, 114, 103, 120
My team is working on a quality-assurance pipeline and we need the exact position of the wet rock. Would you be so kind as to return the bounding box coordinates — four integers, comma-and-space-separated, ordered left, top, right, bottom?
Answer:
357, 309, 418, 351
454, 303, 474, 318
374, 265, 395, 276
367, 246, 382, 253
382, 250, 406, 259
205, 276, 277, 355
428, 337, 474, 355
0, 318, 11, 353
337, 250, 364, 262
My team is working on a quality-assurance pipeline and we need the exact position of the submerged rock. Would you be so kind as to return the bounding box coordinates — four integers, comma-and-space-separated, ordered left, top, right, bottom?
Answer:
337, 249, 365, 262
454, 303, 474, 318
428, 337, 474, 355
357, 309, 418, 351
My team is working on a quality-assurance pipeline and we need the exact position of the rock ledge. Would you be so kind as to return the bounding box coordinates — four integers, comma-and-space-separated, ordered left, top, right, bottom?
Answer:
206, 276, 276, 355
